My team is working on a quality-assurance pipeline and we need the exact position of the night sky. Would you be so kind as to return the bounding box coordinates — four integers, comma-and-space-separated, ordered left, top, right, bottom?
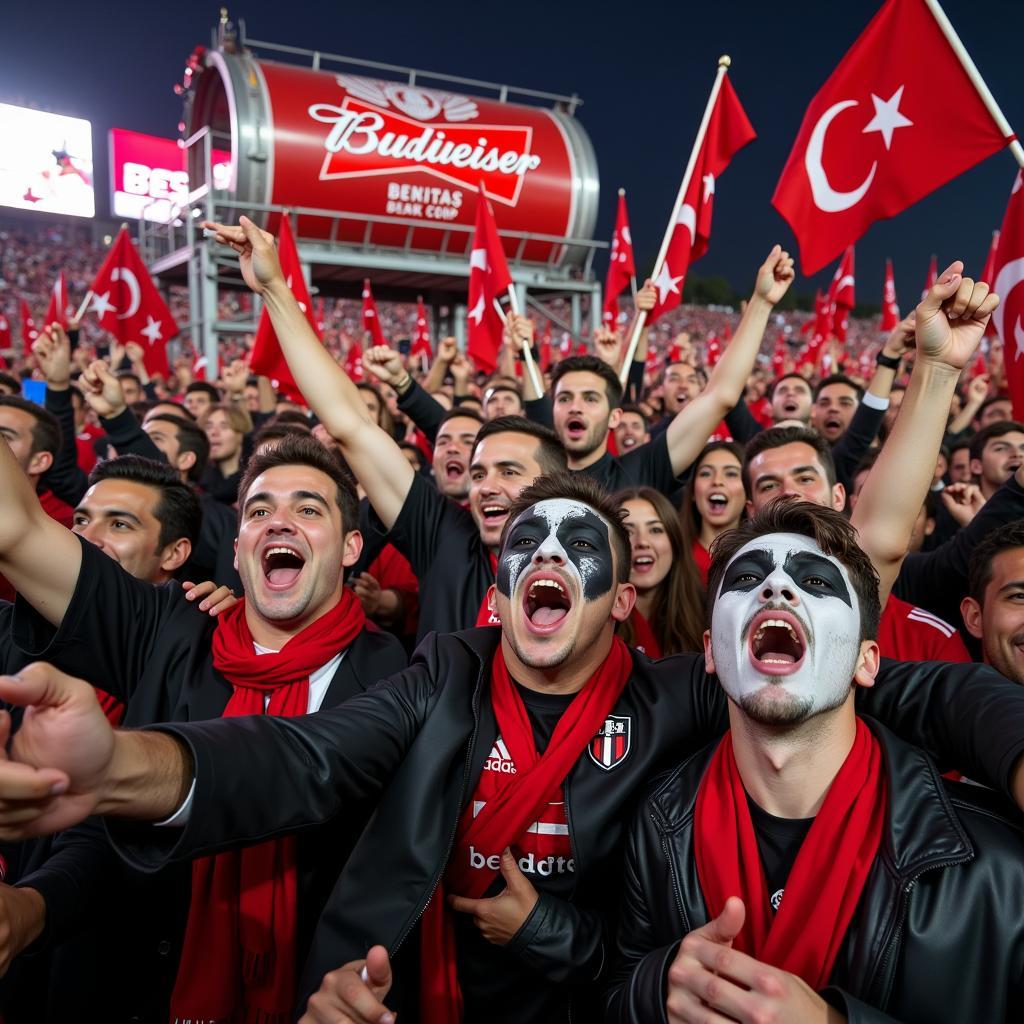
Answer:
2, 0, 1022, 308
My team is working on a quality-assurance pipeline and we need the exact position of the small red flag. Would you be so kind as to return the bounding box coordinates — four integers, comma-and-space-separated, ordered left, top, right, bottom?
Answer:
467, 190, 513, 374
361, 279, 386, 348
980, 229, 1002, 338
344, 341, 364, 382
828, 245, 856, 342
87, 227, 178, 376
539, 320, 553, 373
44, 271, 70, 330
19, 298, 39, 356
921, 254, 938, 301
603, 191, 636, 326
991, 171, 1024, 419
250, 213, 321, 400
772, 0, 1012, 275
704, 335, 722, 369
649, 76, 756, 324
0, 310, 11, 351
881, 258, 900, 331
412, 296, 433, 365
772, 331, 787, 376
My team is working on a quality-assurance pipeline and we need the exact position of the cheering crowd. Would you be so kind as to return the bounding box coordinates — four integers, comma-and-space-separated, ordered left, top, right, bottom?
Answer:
0, 214, 1021, 1024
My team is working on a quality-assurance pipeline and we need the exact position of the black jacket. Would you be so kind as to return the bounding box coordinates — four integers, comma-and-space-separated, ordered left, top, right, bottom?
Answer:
109, 628, 1024, 1023
604, 719, 1024, 1023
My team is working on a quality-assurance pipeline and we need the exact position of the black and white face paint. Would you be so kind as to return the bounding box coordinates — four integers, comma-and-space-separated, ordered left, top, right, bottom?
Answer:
498, 498, 615, 613
710, 533, 862, 724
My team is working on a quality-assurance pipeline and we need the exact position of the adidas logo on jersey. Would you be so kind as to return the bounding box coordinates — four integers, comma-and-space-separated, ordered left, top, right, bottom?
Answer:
484, 736, 517, 774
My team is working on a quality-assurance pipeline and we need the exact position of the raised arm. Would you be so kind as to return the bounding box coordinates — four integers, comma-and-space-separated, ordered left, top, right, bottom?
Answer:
852, 262, 997, 603
663, 246, 795, 475
202, 218, 414, 530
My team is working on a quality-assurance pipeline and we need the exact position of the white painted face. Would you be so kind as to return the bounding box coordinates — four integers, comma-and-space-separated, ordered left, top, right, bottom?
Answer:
710, 533, 862, 726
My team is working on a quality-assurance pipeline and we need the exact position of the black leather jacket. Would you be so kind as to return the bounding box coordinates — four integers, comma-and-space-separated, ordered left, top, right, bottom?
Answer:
110, 630, 1024, 1022
604, 719, 1024, 1023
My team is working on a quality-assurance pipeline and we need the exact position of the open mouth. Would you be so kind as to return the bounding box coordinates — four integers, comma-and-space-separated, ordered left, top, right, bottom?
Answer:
632, 554, 655, 574
825, 417, 843, 433
782, 401, 799, 415
480, 503, 509, 527
444, 459, 466, 482
566, 418, 587, 439
707, 493, 729, 515
621, 436, 637, 448
747, 609, 807, 676
262, 545, 306, 589
523, 574, 573, 633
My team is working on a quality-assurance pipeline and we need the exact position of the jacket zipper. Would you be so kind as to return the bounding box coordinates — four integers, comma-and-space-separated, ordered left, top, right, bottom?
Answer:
390, 667, 485, 956
661, 823, 691, 934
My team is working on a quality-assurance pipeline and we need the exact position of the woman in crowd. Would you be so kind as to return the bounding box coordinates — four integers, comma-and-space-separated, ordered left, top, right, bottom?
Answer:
613, 486, 705, 657
202, 403, 252, 505
679, 440, 745, 585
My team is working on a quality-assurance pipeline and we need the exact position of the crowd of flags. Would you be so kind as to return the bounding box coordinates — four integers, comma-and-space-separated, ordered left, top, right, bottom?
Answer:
2, 0, 1022, 416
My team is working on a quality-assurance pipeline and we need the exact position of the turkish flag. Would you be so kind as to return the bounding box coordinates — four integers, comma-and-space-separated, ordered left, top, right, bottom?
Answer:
19, 299, 39, 356
539, 319, 553, 373
772, 0, 1013, 275
828, 245, 855, 341
991, 171, 1024, 419
467, 192, 513, 374
87, 227, 178, 376
0, 311, 11, 351
412, 296, 432, 366
704, 335, 722, 369
603, 191, 636, 325
250, 213, 321, 400
980, 229, 1001, 337
361, 279, 386, 347
881, 258, 900, 330
810, 288, 833, 344
344, 340, 364, 382
921, 253, 938, 301
649, 76, 755, 324
44, 271, 70, 329
192, 353, 218, 382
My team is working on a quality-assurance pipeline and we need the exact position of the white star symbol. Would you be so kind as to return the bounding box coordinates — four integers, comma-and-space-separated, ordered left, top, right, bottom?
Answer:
622, 226, 632, 245
469, 248, 488, 273
468, 295, 486, 325
702, 173, 715, 203
653, 262, 684, 304
140, 316, 163, 344
862, 86, 913, 150
91, 291, 115, 317
364, 308, 375, 318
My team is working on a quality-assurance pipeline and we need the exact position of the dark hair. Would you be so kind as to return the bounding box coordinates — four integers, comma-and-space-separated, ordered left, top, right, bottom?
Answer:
484, 383, 522, 401
663, 361, 707, 386
618, 403, 649, 431
613, 486, 705, 654
130, 399, 155, 421
551, 355, 624, 408
969, 420, 1024, 464
149, 400, 196, 421
438, 405, 485, 432
185, 381, 220, 402
269, 409, 312, 429
680, 440, 745, 550
968, 520, 1024, 605
88, 455, 201, 549
814, 374, 863, 402
398, 441, 426, 471
707, 497, 881, 641
977, 395, 1014, 421
743, 425, 837, 496
252, 420, 312, 451
768, 373, 812, 401
474, 415, 568, 476
116, 370, 142, 388
0, 372, 20, 395
0, 395, 61, 456
500, 471, 632, 584
146, 414, 210, 482
237, 432, 359, 533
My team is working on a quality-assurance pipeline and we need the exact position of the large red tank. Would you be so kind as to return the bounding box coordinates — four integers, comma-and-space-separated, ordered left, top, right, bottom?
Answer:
187, 51, 599, 266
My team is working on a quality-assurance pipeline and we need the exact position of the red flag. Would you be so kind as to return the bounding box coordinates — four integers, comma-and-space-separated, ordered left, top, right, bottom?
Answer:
828, 245, 856, 341
603, 190, 636, 325
361, 279, 386, 348
772, 0, 1012, 275
704, 335, 722, 369
921, 254, 938, 301
991, 171, 1024, 419
980, 229, 1001, 338
19, 299, 39, 356
44, 271, 70, 329
881, 258, 900, 330
559, 331, 572, 358
192, 352, 220, 382
0, 310, 10, 351
250, 213, 320, 399
810, 289, 833, 344
344, 341, 364, 382
650, 76, 756, 324
467, 191, 513, 374
539, 320, 553, 373
772, 331, 787, 376
314, 296, 326, 336
87, 227, 178, 376
412, 296, 433, 365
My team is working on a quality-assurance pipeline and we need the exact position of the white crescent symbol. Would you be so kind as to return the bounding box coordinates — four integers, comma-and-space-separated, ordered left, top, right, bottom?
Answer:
111, 267, 141, 320
835, 274, 855, 293
805, 100, 878, 213
677, 203, 697, 243
993, 257, 1024, 345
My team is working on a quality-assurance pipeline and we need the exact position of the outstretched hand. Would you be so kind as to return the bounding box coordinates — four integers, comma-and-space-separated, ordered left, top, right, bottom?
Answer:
914, 261, 999, 372
201, 217, 282, 295
754, 245, 796, 306
80, 359, 127, 419
31, 323, 72, 389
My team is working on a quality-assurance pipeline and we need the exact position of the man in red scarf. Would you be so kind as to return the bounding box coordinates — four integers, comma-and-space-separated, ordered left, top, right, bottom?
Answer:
606, 500, 1024, 1023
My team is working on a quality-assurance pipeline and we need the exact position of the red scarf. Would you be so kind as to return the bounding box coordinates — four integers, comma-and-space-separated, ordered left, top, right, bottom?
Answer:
474, 552, 500, 627
628, 608, 662, 659
420, 637, 633, 1023
694, 718, 885, 990
170, 589, 366, 1024
691, 538, 711, 587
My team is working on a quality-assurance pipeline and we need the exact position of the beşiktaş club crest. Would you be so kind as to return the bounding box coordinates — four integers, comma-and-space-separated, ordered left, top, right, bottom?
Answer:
307, 76, 540, 206
589, 715, 631, 771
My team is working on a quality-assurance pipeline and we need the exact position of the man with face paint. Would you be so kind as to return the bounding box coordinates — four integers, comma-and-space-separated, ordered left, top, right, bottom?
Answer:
606, 500, 1024, 1024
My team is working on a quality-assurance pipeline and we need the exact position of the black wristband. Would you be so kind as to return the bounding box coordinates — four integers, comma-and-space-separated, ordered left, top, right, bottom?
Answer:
876, 352, 901, 370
